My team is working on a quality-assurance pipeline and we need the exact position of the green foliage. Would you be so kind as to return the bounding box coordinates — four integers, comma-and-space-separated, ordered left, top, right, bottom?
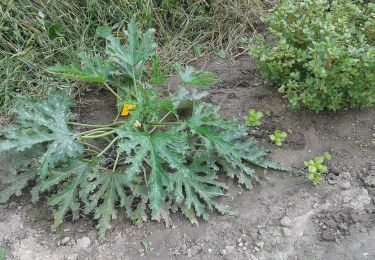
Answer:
246, 109, 263, 127
251, 0, 375, 112
49, 53, 111, 84
270, 130, 287, 147
0, 19, 286, 239
175, 63, 216, 88
0, 247, 4, 260
304, 152, 332, 185
0, 90, 83, 177
0, 0, 273, 114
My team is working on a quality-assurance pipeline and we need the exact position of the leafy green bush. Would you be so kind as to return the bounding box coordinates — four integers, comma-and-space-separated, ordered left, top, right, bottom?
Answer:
251, 0, 375, 112
0, 18, 285, 239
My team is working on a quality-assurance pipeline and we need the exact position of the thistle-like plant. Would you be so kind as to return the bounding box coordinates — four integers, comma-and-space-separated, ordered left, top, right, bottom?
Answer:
246, 109, 263, 127
304, 152, 332, 185
0, 17, 286, 239
269, 130, 287, 147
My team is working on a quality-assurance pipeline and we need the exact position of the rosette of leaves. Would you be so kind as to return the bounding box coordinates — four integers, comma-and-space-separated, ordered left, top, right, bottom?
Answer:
0, 17, 287, 239
246, 109, 263, 127
251, 0, 375, 112
269, 130, 287, 147
304, 152, 332, 185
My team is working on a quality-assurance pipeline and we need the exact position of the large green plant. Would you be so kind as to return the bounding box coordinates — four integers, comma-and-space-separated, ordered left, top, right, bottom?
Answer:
251, 0, 375, 112
0, 18, 285, 238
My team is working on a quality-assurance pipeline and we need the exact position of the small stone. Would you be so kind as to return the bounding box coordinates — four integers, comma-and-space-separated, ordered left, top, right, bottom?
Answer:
63, 229, 70, 233
322, 230, 335, 241
207, 248, 212, 253
338, 179, 351, 189
221, 249, 227, 256
242, 247, 248, 251
8, 201, 17, 209
282, 227, 292, 237
238, 243, 243, 247
61, 237, 71, 246
256, 242, 264, 249
280, 216, 293, 228
76, 236, 91, 249
327, 173, 338, 185
363, 173, 375, 187
340, 172, 352, 180
224, 245, 235, 253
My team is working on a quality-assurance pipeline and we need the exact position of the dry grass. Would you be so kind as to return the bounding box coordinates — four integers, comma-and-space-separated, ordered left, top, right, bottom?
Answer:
0, 0, 276, 114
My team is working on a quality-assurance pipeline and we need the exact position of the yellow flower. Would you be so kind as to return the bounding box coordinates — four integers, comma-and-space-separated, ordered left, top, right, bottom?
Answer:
121, 104, 137, 116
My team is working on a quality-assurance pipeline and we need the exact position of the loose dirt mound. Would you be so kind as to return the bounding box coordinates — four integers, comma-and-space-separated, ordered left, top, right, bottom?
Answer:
1, 56, 375, 260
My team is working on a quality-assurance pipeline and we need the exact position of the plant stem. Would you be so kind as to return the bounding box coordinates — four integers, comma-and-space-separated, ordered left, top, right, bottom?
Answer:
97, 136, 119, 157
81, 129, 117, 139
149, 111, 171, 134
147, 121, 179, 126
69, 121, 122, 128
104, 82, 121, 100
79, 141, 102, 152
112, 151, 121, 172
113, 111, 120, 123
78, 127, 115, 136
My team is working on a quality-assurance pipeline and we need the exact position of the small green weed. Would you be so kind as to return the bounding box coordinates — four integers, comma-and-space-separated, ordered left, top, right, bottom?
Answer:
270, 130, 287, 147
304, 152, 332, 185
141, 239, 150, 252
246, 109, 263, 127
0, 247, 4, 260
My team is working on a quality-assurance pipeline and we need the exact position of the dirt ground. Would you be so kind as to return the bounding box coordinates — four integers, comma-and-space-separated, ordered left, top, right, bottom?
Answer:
1, 56, 375, 260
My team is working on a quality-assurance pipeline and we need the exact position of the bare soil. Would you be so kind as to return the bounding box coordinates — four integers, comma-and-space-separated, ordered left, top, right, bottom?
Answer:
1, 56, 375, 260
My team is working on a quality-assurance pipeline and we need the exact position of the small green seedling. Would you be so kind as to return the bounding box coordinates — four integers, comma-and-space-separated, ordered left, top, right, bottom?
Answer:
0, 247, 5, 260
246, 109, 263, 127
304, 152, 332, 185
270, 130, 287, 146
141, 239, 150, 252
